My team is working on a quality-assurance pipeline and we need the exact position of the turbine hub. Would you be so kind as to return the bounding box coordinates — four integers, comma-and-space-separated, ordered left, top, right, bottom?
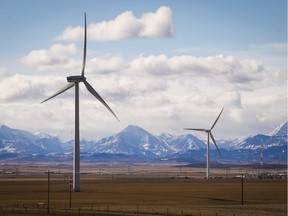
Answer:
67, 76, 86, 83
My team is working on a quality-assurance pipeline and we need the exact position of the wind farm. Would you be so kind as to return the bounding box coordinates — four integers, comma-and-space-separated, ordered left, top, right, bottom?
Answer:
0, 1, 287, 216
41, 13, 119, 192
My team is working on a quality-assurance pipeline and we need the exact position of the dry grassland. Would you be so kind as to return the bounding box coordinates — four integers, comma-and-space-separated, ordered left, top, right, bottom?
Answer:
0, 163, 287, 215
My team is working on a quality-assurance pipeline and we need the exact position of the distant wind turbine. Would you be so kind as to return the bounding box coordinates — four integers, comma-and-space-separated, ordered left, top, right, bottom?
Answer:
184, 108, 224, 179
41, 13, 119, 192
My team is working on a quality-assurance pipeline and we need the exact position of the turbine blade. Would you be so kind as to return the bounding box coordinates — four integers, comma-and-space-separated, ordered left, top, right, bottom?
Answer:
81, 12, 87, 77
184, 128, 206, 131
210, 108, 224, 130
83, 80, 119, 122
210, 132, 221, 155
41, 82, 75, 104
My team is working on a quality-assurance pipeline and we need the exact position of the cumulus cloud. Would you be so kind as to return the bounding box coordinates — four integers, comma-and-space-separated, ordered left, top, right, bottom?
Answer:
87, 55, 125, 74
20, 43, 127, 75
20, 44, 283, 99
129, 55, 259, 76
215, 91, 242, 108
83, 74, 168, 103
0, 71, 76, 103
20, 43, 79, 72
0, 74, 46, 101
55, 6, 174, 41
13, 46, 287, 140
129, 54, 267, 91
268, 68, 287, 85
138, 6, 174, 38
20, 47, 277, 97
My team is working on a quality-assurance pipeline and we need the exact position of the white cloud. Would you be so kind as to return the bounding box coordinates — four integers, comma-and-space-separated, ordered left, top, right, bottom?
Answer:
0, 74, 46, 101
20, 43, 79, 72
138, 6, 174, 38
129, 54, 269, 91
129, 55, 258, 76
87, 55, 125, 74
269, 68, 287, 85
215, 91, 242, 108
3, 46, 286, 140
20, 44, 127, 76
55, 6, 174, 41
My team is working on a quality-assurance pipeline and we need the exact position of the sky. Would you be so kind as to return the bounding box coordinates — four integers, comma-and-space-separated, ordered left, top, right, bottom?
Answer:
0, 0, 287, 141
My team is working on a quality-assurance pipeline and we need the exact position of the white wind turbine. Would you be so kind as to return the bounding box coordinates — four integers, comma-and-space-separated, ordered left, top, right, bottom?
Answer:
41, 13, 119, 192
184, 108, 224, 179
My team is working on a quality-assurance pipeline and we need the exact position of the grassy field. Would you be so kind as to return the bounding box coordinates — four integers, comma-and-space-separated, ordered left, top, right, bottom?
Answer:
0, 163, 287, 215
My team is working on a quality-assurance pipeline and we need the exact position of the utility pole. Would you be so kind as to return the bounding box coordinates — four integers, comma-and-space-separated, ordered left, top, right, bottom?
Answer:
241, 174, 244, 205
45, 170, 54, 214
260, 144, 264, 176
69, 177, 72, 208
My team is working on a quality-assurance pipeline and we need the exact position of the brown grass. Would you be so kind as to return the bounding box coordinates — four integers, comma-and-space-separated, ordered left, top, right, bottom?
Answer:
0, 162, 287, 215
0, 172, 286, 216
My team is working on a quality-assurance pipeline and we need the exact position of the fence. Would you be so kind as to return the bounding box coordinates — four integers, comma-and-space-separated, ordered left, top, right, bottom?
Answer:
0, 201, 282, 216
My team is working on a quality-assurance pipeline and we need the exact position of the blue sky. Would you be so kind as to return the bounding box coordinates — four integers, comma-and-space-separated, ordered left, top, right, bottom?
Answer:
0, 0, 287, 141
1, 0, 286, 58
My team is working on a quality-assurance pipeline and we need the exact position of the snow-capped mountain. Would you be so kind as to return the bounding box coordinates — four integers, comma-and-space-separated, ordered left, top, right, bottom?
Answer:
0, 122, 286, 163
160, 133, 206, 152
269, 122, 287, 136
94, 125, 173, 157
235, 122, 287, 150
217, 138, 240, 149
0, 124, 63, 154
64, 125, 206, 157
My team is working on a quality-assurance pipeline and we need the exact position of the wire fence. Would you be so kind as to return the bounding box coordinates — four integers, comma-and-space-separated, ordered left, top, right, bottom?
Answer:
0, 202, 285, 216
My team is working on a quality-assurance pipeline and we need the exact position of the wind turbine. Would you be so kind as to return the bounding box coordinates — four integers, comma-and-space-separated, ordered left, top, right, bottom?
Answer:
184, 108, 224, 179
41, 13, 119, 192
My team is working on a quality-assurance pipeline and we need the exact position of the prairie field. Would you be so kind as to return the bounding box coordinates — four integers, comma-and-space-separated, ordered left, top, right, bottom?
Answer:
0, 162, 286, 216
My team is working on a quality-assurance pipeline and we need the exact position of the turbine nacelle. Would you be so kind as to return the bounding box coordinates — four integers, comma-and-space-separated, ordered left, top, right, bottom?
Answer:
67, 76, 86, 83
183, 108, 224, 154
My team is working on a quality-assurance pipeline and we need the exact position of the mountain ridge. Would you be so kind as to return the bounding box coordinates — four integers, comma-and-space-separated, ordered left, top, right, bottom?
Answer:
0, 122, 287, 163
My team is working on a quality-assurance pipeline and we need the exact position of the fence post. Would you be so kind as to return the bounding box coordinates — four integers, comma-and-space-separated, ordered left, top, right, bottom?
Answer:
241, 174, 244, 205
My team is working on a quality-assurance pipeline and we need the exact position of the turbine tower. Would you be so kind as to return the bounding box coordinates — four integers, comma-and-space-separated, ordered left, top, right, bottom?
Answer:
41, 13, 119, 192
184, 108, 224, 179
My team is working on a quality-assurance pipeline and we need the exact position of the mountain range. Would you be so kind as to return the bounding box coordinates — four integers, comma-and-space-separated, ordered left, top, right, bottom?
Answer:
0, 122, 287, 163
